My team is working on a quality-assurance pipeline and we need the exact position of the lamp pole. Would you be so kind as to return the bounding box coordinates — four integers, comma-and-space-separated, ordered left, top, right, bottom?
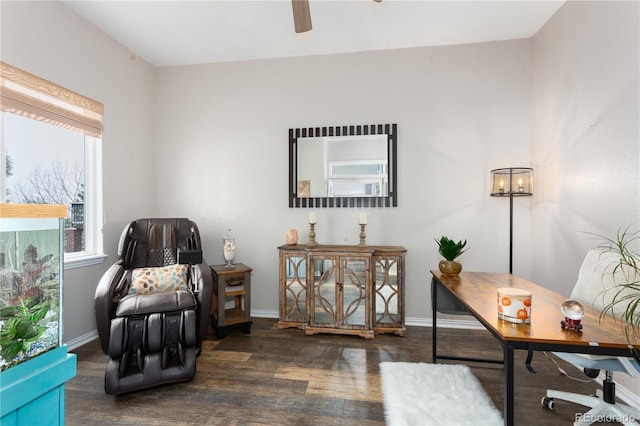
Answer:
490, 167, 533, 276
509, 191, 514, 274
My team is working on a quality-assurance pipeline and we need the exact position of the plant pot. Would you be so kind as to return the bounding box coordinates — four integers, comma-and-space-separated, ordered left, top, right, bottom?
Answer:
439, 260, 462, 275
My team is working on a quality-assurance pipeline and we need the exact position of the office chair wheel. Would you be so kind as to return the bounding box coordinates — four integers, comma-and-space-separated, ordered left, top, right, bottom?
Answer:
541, 396, 555, 410
583, 368, 600, 378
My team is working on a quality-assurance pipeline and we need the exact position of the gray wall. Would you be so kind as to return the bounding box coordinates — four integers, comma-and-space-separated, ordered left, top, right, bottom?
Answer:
152, 40, 533, 321
531, 0, 640, 396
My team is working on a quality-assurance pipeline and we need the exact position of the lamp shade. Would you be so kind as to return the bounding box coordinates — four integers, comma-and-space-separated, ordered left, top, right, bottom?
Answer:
490, 168, 533, 197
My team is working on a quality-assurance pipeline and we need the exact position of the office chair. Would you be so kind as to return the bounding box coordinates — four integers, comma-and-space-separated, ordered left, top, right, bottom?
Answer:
541, 249, 640, 426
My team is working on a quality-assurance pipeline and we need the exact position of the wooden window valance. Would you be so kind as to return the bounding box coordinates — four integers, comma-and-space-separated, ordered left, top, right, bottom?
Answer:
0, 62, 103, 137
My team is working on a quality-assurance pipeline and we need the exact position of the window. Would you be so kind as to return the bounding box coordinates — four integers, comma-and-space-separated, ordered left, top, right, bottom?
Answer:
327, 160, 388, 197
0, 62, 104, 267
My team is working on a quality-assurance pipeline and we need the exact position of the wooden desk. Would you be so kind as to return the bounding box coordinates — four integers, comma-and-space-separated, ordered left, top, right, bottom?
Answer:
430, 270, 635, 426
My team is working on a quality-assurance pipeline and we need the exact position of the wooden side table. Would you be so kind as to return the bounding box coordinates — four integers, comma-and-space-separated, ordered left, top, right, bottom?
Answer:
210, 263, 252, 338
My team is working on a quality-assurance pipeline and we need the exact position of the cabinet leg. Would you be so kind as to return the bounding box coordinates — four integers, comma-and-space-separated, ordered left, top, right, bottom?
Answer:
214, 325, 229, 339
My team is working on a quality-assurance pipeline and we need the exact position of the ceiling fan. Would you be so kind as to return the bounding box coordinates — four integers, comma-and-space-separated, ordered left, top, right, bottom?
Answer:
291, 0, 312, 33
291, 0, 382, 33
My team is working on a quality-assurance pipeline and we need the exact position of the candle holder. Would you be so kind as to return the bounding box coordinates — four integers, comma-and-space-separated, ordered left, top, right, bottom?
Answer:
308, 223, 318, 246
358, 224, 367, 247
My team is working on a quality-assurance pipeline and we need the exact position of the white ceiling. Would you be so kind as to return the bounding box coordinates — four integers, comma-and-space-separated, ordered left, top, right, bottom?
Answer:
64, 0, 565, 67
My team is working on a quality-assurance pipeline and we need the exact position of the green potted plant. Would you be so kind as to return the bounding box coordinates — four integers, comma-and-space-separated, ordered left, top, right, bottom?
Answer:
592, 227, 640, 360
435, 236, 468, 275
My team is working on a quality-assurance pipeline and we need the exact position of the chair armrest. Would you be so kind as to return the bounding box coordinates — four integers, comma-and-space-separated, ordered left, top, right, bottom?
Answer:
190, 260, 213, 344
95, 261, 126, 354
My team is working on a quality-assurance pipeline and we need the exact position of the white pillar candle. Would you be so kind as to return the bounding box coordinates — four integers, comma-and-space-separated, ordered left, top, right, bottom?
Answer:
309, 212, 317, 224
359, 212, 367, 225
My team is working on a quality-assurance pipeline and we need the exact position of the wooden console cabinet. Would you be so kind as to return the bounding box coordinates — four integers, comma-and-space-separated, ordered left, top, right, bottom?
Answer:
278, 244, 406, 338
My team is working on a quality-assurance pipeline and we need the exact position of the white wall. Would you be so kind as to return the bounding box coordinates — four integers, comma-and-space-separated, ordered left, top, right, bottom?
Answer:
3, 1, 637, 378
152, 40, 533, 320
531, 0, 640, 296
531, 0, 639, 396
0, 1, 156, 343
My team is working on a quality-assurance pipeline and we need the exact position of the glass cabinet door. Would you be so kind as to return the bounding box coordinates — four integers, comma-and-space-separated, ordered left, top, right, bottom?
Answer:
310, 256, 337, 327
373, 255, 405, 335
310, 255, 370, 331
341, 256, 370, 329
279, 251, 308, 327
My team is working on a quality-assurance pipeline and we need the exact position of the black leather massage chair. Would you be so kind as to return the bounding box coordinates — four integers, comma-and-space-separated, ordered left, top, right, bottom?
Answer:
94, 218, 212, 394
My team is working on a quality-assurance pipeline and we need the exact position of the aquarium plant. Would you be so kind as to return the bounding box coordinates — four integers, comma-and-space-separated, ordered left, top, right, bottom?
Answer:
1, 296, 50, 362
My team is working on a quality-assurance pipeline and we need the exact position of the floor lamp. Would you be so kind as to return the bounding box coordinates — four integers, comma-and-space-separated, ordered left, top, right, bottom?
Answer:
490, 167, 533, 274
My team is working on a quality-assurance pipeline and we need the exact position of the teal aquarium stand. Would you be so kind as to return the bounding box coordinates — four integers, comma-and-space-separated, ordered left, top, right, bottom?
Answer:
1, 346, 77, 425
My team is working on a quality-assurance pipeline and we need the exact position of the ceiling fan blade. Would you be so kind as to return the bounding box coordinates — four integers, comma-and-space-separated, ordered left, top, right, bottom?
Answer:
292, 0, 312, 33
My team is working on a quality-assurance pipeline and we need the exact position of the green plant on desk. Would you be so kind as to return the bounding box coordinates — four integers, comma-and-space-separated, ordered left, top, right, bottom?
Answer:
435, 236, 468, 275
591, 226, 640, 359
435, 236, 468, 261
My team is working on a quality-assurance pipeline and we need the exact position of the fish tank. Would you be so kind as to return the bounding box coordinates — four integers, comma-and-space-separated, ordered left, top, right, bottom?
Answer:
0, 203, 66, 372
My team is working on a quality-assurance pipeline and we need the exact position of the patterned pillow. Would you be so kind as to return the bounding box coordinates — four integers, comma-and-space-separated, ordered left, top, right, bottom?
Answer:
129, 264, 189, 295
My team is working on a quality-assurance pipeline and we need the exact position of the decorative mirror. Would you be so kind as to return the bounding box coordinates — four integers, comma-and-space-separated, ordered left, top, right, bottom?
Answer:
289, 123, 397, 208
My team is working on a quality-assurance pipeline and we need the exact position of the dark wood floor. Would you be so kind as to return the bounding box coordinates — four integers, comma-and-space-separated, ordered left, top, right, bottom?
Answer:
66, 318, 622, 425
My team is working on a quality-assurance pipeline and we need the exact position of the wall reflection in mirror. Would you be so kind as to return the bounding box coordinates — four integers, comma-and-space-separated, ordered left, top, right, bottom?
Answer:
289, 124, 397, 208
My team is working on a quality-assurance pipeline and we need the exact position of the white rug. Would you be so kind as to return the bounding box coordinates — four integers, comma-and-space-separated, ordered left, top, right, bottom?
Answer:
380, 362, 503, 426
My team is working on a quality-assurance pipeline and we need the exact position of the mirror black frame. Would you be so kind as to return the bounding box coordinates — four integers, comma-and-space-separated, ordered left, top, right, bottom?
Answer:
289, 123, 397, 208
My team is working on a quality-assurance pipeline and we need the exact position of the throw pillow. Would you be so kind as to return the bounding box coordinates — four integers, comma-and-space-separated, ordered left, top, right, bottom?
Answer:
129, 264, 189, 295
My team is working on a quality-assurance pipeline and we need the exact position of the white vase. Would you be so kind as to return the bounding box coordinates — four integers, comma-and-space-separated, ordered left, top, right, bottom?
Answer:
223, 229, 236, 267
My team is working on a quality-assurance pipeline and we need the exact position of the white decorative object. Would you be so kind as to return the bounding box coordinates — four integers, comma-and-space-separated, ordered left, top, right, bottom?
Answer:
359, 212, 367, 225
223, 229, 236, 267
497, 287, 532, 324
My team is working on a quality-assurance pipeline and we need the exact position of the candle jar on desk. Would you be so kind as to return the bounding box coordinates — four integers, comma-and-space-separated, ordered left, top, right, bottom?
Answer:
497, 287, 532, 324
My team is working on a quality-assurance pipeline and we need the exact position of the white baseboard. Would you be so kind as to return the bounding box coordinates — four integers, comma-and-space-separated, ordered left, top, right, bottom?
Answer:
615, 383, 640, 409
250, 309, 279, 319
405, 316, 485, 329
65, 330, 98, 351
596, 372, 640, 409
